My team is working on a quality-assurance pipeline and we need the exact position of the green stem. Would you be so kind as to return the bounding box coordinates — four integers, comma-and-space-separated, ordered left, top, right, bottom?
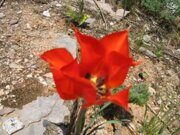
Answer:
75, 108, 86, 135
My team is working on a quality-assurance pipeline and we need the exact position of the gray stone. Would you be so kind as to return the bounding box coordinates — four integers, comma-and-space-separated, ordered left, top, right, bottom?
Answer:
16, 93, 69, 135
0, 128, 7, 135
143, 35, 151, 43
0, 89, 4, 96
115, 9, 130, 20
0, 13, 5, 19
85, 18, 96, 25
85, 0, 129, 20
54, 35, 77, 58
9, 63, 23, 69
9, 20, 19, 25
43, 10, 50, 17
20, 93, 65, 126
46, 99, 70, 124
148, 86, 156, 96
0, 107, 15, 116
15, 120, 45, 135
139, 47, 156, 58
2, 117, 24, 135
85, 0, 113, 14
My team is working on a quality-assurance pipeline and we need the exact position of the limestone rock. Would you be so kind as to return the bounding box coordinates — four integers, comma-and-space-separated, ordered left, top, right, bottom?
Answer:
53, 35, 77, 58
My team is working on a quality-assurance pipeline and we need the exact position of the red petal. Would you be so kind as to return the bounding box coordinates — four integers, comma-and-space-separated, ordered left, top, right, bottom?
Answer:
50, 67, 78, 99
100, 29, 129, 57
106, 87, 130, 111
95, 51, 133, 88
40, 48, 74, 68
74, 27, 105, 75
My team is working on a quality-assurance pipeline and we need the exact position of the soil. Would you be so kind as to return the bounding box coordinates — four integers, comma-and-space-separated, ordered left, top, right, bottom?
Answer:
0, 0, 179, 135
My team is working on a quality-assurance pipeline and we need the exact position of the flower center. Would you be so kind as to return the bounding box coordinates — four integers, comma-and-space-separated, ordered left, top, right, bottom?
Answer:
85, 73, 107, 96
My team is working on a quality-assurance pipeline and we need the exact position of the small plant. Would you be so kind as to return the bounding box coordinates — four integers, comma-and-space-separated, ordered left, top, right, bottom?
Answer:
140, 104, 178, 135
140, 0, 180, 29
113, 83, 150, 106
155, 43, 164, 58
67, 0, 88, 26
129, 83, 149, 106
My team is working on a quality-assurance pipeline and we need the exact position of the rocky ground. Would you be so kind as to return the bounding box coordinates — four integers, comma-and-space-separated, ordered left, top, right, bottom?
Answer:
0, 0, 179, 135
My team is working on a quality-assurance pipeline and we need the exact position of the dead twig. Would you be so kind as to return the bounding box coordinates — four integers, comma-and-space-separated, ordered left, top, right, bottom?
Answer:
0, 0, 5, 7
93, 0, 107, 29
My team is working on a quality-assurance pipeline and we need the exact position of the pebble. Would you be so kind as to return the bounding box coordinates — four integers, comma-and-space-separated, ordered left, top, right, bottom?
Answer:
85, 18, 96, 25
43, 73, 52, 78
43, 10, 51, 17
148, 86, 156, 96
5, 85, 10, 90
0, 89, 4, 96
0, 13, 5, 19
139, 47, 156, 58
115, 9, 130, 20
9, 63, 23, 69
110, 22, 114, 25
143, 35, 151, 43
56, 3, 62, 7
9, 20, 19, 25
27, 74, 33, 78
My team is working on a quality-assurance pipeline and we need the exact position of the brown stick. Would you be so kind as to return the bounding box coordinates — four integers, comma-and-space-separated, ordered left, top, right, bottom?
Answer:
93, 0, 107, 29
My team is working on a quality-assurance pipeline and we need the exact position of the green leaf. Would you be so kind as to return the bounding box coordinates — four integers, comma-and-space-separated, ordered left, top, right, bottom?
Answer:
129, 83, 149, 106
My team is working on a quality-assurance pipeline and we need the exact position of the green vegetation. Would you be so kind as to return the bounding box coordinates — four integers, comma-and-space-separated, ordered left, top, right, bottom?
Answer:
155, 42, 164, 58
67, 0, 88, 26
140, 104, 178, 135
112, 83, 150, 106
129, 83, 150, 106
122, 0, 179, 30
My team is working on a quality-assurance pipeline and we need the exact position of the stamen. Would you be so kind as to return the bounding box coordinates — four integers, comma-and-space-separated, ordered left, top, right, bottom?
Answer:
90, 76, 97, 84
86, 74, 107, 96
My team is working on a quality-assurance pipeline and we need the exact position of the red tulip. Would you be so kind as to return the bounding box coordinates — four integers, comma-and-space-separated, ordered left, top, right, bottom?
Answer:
41, 27, 139, 111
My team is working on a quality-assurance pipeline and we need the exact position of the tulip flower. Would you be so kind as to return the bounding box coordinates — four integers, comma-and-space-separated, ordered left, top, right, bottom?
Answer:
41, 27, 139, 111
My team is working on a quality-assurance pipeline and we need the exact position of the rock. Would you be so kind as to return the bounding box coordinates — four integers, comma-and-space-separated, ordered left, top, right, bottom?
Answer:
0, 107, 15, 116
143, 35, 151, 43
0, 13, 5, 19
139, 47, 156, 58
56, 3, 62, 7
157, 99, 162, 105
115, 9, 130, 20
44, 122, 67, 135
5, 85, 10, 90
37, 76, 47, 86
0, 89, 4, 96
20, 93, 66, 126
9, 63, 23, 69
110, 22, 114, 25
85, 18, 96, 25
43, 10, 50, 17
9, 20, 19, 25
85, 0, 129, 20
2, 117, 24, 135
15, 120, 45, 135
148, 86, 156, 96
43, 73, 52, 78
53, 35, 77, 58
46, 99, 70, 124
27, 74, 33, 78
